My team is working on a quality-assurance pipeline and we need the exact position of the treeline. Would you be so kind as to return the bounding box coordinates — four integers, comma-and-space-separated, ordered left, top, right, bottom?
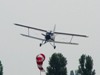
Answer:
0, 61, 3, 75
46, 53, 96, 75
0, 53, 96, 75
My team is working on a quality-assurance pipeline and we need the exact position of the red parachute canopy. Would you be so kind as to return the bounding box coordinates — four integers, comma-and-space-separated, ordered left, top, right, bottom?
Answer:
36, 53, 45, 71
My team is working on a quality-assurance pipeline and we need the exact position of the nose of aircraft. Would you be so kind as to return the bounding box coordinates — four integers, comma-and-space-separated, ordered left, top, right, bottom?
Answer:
45, 35, 51, 40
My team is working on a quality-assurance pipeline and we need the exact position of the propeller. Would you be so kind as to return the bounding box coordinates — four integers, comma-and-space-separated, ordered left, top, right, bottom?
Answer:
52, 24, 56, 40
53, 24, 56, 33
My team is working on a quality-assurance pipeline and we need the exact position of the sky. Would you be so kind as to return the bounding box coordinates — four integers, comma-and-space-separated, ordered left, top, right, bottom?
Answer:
0, 0, 99, 75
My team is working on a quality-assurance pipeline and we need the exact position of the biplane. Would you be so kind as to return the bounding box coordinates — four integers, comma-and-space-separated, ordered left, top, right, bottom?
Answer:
14, 23, 88, 49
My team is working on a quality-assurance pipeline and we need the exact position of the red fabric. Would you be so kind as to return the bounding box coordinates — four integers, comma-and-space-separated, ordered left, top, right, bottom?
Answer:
36, 54, 45, 71
40, 54, 45, 60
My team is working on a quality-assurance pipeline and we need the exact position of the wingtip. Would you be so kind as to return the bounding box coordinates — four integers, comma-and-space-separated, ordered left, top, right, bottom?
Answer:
14, 23, 22, 26
14, 23, 18, 25
82, 35, 88, 38
70, 43, 79, 45
85, 35, 89, 38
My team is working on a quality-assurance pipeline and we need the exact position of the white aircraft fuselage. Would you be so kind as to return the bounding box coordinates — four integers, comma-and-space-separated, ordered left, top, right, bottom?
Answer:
45, 31, 55, 42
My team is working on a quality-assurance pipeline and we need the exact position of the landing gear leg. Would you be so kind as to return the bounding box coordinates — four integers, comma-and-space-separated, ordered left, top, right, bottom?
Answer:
39, 40, 46, 47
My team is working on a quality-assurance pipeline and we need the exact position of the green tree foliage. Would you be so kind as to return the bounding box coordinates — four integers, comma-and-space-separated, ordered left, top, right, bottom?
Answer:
0, 61, 3, 75
46, 53, 67, 75
75, 70, 79, 75
78, 54, 95, 75
70, 70, 74, 75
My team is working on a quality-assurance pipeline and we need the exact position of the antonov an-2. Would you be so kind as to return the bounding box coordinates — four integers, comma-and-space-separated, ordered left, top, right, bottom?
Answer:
14, 23, 88, 49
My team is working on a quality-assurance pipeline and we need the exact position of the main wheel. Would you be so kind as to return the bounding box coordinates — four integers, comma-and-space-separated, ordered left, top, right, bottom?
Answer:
40, 43, 42, 47
54, 46, 56, 49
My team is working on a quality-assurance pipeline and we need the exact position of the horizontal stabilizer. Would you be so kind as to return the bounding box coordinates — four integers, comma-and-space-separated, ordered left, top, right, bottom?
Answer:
21, 34, 45, 41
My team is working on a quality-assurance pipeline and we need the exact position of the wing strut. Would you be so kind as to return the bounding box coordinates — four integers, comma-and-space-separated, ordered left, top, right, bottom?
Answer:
28, 28, 29, 35
70, 36, 73, 43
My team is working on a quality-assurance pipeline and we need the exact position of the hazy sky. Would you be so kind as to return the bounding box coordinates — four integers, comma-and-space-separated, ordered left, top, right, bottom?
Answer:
0, 0, 99, 75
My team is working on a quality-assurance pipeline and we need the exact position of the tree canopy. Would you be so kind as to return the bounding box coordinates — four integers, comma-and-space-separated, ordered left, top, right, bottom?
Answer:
46, 53, 67, 75
78, 54, 95, 75
0, 61, 3, 75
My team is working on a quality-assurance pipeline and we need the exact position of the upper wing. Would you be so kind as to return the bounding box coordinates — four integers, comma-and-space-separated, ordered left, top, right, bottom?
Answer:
14, 23, 47, 32
54, 32, 88, 37
54, 41, 79, 45
21, 34, 45, 41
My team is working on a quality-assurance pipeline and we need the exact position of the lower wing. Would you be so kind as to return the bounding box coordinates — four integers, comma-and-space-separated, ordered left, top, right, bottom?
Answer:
21, 34, 45, 41
54, 41, 79, 45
